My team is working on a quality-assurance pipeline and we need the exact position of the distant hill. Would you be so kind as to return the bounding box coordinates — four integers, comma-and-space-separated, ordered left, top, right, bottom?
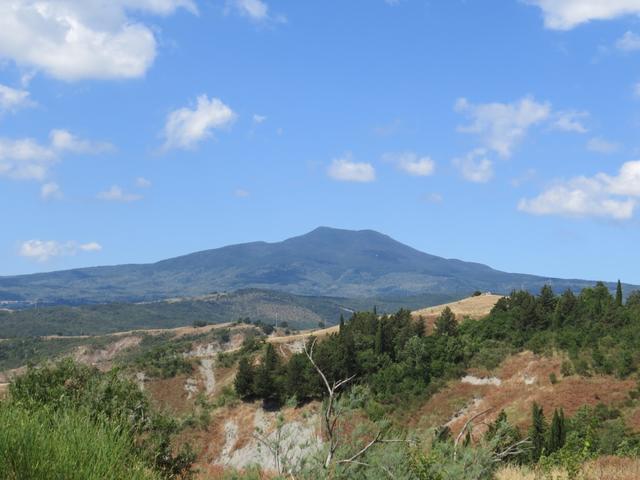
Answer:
0, 227, 634, 305
0, 289, 456, 338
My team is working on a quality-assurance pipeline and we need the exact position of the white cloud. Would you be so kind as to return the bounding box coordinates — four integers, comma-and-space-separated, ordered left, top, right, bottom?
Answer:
97, 185, 142, 202
162, 95, 236, 151
50, 129, 113, 154
79, 241, 102, 252
383, 152, 435, 177
455, 96, 551, 158
552, 110, 588, 133
136, 177, 152, 188
41, 182, 62, 200
0, 138, 57, 181
228, 0, 284, 22
0, 83, 32, 113
19, 239, 102, 262
518, 160, 640, 220
0, 0, 197, 81
452, 149, 494, 183
0, 130, 111, 182
525, 0, 640, 30
634, 82, 640, 98
327, 154, 376, 183
587, 137, 620, 155
617, 31, 640, 51
234, 188, 250, 197
252, 114, 267, 123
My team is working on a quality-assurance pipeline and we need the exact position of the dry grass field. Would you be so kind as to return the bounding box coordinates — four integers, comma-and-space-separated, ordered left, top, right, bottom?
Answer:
412, 294, 503, 332
497, 456, 640, 479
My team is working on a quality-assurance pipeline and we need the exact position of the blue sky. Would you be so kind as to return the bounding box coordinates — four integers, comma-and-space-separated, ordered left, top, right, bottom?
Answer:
2, 0, 640, 284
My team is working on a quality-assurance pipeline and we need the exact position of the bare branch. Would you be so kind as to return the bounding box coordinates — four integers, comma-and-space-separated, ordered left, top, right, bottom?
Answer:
493, 438, 532, 462
453, 407, 493, 460
337, 431, 382, 465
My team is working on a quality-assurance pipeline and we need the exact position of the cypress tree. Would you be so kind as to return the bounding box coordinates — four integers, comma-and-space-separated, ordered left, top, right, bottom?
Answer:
529, 402, 547, 462
339, 314, 345, 336
234, 357, 255, 399
374, 318, 384, 355
254, 343, 281, 402
547, 408, 565, 453
616, 280, 623, 307
340, 328, 357, 377
285, 353, 308, 401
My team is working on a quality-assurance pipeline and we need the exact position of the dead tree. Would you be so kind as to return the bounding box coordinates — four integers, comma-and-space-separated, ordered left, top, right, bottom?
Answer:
304, 337, 385, 470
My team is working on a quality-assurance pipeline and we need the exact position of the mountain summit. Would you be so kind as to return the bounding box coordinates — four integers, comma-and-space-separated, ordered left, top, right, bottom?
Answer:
0, 227, 627, 304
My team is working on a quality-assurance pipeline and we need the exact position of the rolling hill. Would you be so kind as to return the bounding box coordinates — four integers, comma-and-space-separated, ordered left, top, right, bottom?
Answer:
0, 227, 633, 305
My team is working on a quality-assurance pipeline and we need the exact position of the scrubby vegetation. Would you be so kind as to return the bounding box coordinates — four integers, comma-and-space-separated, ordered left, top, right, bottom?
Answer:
230, 283, 640, 478
4, 282, 640, 479
0, 359, 195, 479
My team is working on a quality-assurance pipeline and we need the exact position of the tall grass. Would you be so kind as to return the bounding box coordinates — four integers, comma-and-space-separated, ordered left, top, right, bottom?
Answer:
0, 403, 158, 480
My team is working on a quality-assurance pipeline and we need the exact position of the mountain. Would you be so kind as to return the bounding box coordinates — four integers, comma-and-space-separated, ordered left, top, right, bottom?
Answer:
0, 227, 632, 305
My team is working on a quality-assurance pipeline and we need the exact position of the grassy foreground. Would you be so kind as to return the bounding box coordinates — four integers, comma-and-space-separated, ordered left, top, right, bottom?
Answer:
0, 404, 157, 480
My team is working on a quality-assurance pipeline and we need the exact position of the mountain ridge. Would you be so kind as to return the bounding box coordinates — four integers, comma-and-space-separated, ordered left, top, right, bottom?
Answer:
0, 227, 633, 305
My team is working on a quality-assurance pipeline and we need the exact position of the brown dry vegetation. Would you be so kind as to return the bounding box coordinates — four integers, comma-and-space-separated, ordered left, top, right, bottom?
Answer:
497, 456, 640, 480
145, 374, 197, 414
412, 294, 503, 332
411, 351, 636, 439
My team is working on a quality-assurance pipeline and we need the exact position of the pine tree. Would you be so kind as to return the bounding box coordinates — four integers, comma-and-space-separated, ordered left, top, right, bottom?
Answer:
616, 280, 623, 307
547, 408, 566, 453
435, 307, 457, 336
339, 314, 345, 336
529, 402, 547, 462
234, 357, 255, 399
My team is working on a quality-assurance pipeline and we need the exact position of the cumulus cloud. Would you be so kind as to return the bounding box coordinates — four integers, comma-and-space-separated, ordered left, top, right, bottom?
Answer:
0, 138, 57, 181
452, 149, 494, 183
617, 31, 640, 51
41, 182, 63, 200
383, 152, 435, 177
0, 83, 32, 113
252, 114, 267, 124
0, 0, 197, 81
552, 110, 588, 133
587, 137, 620, 155
327, 154, 375, 183
525, 0, 640, 30
97, 185, 143, 202
455, 96, 551, 158
162, 95, 236, 151
50, 129, 113, 154
227, 0, 284, 23
519, 161, 640, 220
136, 177, 152, 188
19, 239, 102, 262
0, 130, 111, 182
